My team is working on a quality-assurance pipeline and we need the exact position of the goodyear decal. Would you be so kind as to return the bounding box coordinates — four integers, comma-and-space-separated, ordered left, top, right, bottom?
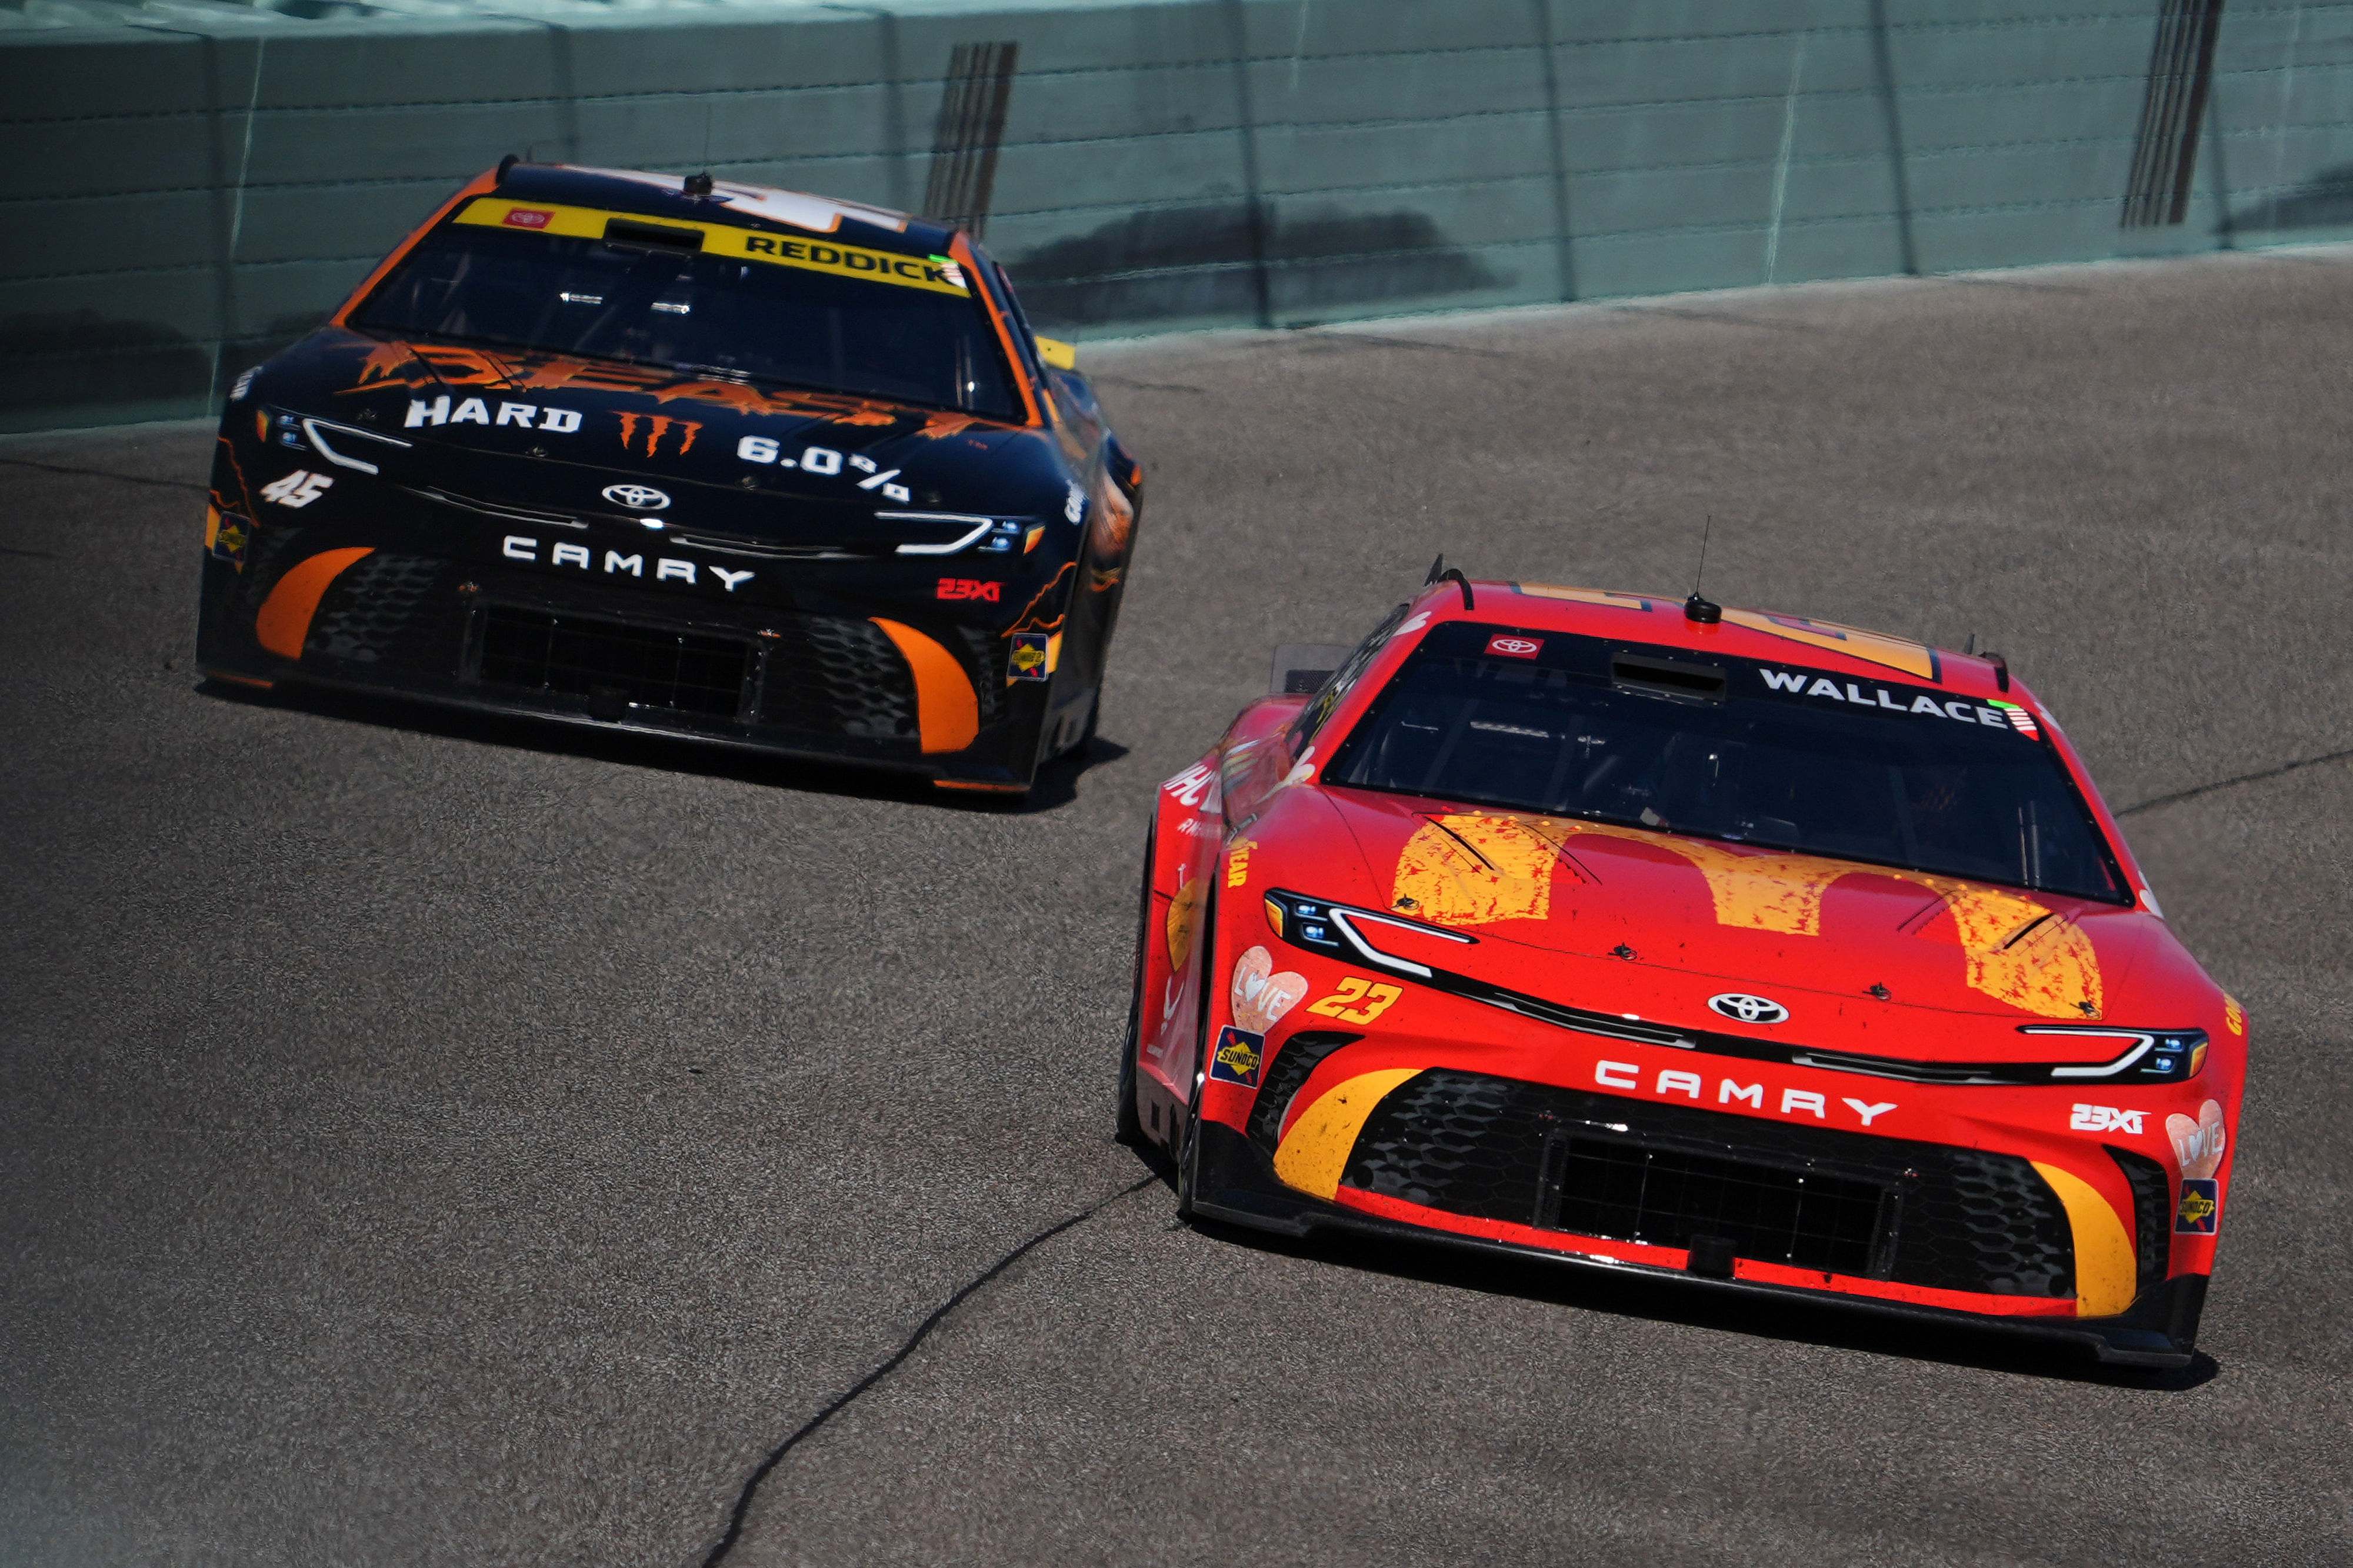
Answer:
456, 199, 971, 296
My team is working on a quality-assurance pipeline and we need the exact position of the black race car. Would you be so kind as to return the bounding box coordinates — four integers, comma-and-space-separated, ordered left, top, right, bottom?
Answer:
198, 161, 1142, 795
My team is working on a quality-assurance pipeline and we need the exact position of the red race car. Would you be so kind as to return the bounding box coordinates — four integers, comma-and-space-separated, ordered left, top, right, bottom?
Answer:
1124, 570, 2240, 1367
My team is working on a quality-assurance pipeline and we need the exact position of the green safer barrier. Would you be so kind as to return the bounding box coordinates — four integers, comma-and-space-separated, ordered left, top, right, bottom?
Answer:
4, 0, 2351, 433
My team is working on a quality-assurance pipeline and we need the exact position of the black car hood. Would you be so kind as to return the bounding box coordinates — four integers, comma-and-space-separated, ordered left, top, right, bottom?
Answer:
242, 328, 1075, 554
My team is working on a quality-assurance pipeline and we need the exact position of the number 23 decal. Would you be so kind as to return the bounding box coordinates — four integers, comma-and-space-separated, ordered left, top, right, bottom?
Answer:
1307, 976, 1403, 1025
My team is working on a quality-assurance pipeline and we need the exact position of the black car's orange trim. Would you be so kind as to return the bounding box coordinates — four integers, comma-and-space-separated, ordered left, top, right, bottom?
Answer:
952, 232, 1045, 429
256, 548, 374, 658
328, 170, 501, 328
871, 618, 980, 753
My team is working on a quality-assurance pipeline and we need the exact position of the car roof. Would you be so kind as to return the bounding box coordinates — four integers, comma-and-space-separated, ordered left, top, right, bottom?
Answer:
1407, 578, 2018, 700
495, 163, 961, 259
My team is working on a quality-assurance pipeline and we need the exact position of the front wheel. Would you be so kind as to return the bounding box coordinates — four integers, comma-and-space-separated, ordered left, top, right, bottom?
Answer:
1172, 879, 1215, 1221
1115, 821, 1154, 1146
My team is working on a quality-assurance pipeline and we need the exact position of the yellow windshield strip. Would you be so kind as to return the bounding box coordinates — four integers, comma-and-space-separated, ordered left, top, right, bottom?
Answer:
453, 198, 971, 296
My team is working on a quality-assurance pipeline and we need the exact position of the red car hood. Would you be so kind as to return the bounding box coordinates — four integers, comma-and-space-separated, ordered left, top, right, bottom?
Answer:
1288, 788, 2168, 1055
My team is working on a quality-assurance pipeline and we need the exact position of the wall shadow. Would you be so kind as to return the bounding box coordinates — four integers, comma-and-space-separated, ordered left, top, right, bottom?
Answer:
2226, 164, 2353, 231
1010, 202, 1502, 329
196, 678, 1126, 813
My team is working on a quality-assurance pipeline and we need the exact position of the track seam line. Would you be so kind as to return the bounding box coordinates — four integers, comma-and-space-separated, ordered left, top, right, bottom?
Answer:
696, 1172, 1159, 1567
2117, 747, 2353, 818
0, 455, 207, 493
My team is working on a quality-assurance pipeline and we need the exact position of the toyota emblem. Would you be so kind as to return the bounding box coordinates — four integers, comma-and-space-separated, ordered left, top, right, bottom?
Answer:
602, 483, 671, 511
1708, 992, 1789, 1025
1484, 634, 1543, 659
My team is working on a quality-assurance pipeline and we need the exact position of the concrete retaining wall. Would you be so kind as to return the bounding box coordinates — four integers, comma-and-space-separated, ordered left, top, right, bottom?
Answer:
5, 0, 2351, 432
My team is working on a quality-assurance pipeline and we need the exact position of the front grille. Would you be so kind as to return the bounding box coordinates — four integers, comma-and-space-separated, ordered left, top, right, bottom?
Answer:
2109, 1145, 2172, 1295
1245, 1032, 1359, 1153
477, 606, 748, 718
306, 551, 458, 675
1550, 1137, 1885, 1276
759, 615, 918, 741
1332, 1068, 2076, 1296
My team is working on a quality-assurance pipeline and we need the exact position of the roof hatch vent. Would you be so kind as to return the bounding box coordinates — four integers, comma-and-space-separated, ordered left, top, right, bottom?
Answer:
1611, 652, 1727, 704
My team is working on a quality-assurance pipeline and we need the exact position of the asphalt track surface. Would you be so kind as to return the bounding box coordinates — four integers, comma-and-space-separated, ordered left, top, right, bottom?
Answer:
5, 249, 2352, 1567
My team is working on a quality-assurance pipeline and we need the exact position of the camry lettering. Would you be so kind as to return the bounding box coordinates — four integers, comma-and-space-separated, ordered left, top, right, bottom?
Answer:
2071, 1103, 2145, 1134
498, 536, 747, 590
1598, 1062, 1890, 1126
406, 395, 578, 431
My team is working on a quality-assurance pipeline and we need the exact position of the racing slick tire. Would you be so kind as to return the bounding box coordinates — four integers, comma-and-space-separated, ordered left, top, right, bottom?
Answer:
1116, 822, 1154, 1147
1172, 889, 1215, 1222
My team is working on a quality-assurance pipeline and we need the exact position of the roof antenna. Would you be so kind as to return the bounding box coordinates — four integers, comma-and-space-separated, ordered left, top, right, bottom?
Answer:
1425, 554, 1445, 585
1684, 513, 1722, 624
1965, 631, 1977, 656
683, 171, 715, 198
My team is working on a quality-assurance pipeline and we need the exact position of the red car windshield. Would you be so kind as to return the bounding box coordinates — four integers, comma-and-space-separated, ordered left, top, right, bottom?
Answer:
1324, 621, 2127, 903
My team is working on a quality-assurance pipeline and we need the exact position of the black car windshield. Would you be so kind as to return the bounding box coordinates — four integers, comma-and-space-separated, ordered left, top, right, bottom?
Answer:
351, 219, 1021, 419
1326, 623, 2127, 902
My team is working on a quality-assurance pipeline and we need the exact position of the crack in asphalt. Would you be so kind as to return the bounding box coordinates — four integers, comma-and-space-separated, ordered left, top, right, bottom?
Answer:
0, 455, 208, 493
696, 1173, 1160, 1567
2117, 745, 2353, 817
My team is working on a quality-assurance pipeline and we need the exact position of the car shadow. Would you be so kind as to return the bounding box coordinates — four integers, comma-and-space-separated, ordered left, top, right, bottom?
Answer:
196, 678, 1128, 812
1122, 1146, 2217, 1390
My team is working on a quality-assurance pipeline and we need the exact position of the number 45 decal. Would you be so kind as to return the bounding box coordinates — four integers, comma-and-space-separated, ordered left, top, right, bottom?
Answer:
1307, 976, 1403, 1025
259, 469, 334, 508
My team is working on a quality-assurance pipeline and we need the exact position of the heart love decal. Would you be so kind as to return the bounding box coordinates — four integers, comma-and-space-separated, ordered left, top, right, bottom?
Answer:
2168, 1099, 2227, 1179
1231, 945, 1309, 1033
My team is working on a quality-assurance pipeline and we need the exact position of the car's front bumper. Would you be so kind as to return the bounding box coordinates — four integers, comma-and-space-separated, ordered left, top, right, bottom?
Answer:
1189, 1120, 2205, 1367
195, 535, 1068, 788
